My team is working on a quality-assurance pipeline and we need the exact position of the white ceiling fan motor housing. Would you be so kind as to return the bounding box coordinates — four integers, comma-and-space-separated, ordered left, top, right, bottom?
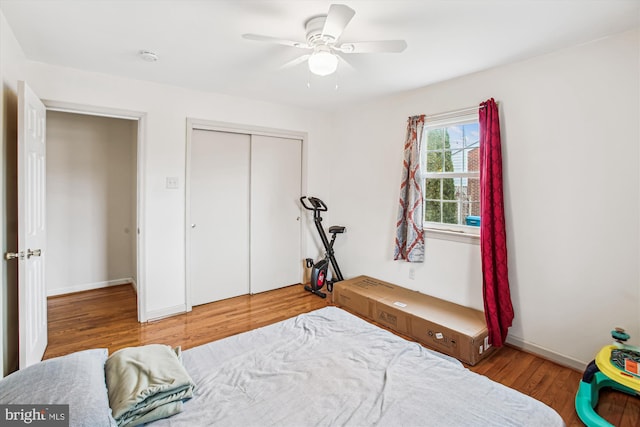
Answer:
305, 16, 334, 45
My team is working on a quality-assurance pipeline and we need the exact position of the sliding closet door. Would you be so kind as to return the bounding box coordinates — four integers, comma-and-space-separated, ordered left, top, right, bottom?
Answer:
250, 135, 302, 294
189, 130, 250, 305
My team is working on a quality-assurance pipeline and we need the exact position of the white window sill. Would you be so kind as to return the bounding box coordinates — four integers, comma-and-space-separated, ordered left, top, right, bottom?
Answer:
424, 228, 480, 245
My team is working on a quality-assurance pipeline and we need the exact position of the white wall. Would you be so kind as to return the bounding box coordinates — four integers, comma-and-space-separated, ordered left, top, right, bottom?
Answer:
329, 29, 640, 368
20, 60, 333, 319
46, 111, 137, 295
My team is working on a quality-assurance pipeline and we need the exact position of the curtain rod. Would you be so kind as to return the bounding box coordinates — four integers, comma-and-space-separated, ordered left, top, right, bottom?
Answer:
425, 104, 486, 121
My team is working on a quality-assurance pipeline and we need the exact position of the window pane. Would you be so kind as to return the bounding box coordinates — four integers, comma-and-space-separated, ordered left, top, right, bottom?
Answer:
450, 147, 465, 173
467, 203, 481, 220
425, 178, 441, 200
443, 150, 455, 172
442, 201, 458, 224
467, 178, 480, 203
427, 128, 446, 150
466, 148, 479, 172
462, 123, 480, 149
425, 200, 441, 222
447, 125, 465, 151
443, 177, 456, 200
426, 150, 443, 172
465, 176, 481, 224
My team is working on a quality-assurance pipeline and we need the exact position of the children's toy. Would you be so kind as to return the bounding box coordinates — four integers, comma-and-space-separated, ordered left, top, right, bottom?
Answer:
575, 328, 640, 426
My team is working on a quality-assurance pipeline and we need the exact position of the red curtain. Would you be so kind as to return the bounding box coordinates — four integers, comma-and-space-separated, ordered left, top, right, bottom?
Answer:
479, 98, 513, 347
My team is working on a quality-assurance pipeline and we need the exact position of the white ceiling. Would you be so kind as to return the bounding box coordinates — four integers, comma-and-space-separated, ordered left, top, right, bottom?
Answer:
1, 0, 639, 111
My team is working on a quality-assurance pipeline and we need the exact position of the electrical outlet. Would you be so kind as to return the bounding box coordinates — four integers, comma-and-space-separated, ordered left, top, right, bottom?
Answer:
409, 267, 415, 280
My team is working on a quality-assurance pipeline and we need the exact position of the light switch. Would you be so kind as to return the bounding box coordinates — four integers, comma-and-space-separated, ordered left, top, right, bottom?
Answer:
166, 177, 179, 189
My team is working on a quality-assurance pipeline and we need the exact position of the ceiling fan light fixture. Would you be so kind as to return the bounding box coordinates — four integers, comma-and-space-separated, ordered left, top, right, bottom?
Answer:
308, 48, 338, 76
243, 4, 407, 78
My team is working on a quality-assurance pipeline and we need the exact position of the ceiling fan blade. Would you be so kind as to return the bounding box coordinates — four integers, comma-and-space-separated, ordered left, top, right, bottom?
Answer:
321, 4, 355, 42
280, 54, 310, 70
336, 40, 408, 54
242, 34, 311, 49
335, 53, 355, 71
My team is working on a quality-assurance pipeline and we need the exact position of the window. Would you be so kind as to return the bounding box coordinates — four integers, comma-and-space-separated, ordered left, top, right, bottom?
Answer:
423, 113, 480, 234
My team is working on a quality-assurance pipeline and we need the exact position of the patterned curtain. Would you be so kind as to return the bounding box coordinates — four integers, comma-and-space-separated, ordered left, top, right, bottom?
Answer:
394, 115, 426, 262
479, 98, 514, 347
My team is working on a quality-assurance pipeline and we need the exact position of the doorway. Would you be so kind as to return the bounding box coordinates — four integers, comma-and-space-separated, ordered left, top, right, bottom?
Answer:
44, 102, 147, 322
46, 111, 138, 297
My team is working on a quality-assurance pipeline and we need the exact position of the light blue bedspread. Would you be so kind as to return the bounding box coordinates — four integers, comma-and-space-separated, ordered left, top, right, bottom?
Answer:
150, 306, 565, 426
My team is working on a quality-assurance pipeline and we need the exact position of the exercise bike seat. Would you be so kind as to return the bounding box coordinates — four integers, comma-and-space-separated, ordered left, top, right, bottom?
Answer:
329, 226, 346, 234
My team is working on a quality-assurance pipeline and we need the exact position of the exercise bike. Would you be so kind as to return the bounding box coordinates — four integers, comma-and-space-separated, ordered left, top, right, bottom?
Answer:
300, 196, 345, 299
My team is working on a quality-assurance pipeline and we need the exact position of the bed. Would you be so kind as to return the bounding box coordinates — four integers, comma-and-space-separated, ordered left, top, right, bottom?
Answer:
0, 306, 565, 426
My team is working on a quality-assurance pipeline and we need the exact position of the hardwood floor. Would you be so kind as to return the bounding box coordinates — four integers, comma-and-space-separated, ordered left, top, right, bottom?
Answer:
45, 284, 639, 426
44, 283, 328, 360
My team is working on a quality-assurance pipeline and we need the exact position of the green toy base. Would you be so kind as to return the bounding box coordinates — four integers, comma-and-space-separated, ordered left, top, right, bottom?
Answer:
575, 371, 636, 426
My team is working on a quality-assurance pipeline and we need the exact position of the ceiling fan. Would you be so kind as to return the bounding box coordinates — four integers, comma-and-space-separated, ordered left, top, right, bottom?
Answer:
242, 4, 407, 77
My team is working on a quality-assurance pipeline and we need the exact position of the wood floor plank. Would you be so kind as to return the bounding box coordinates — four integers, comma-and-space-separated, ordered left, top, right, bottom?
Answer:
44, 284, 640, 426
619, 391, 640, 427
509, 354, 544, 390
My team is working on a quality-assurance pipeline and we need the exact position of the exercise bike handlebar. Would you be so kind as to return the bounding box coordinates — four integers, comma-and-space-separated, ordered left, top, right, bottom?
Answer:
300, 196, 328, 212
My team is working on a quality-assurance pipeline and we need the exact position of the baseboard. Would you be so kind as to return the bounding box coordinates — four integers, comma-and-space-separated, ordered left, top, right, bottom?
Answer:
146, 304, 187, 322
506, 335, 587, 372
47, 278, 135, 297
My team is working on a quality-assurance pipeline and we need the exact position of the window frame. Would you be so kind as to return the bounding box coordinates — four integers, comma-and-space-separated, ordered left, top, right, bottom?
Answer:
422, 112, 480, 237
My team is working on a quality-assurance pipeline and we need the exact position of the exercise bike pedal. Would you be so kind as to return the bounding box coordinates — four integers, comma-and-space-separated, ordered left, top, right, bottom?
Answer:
327, 280, 334, 293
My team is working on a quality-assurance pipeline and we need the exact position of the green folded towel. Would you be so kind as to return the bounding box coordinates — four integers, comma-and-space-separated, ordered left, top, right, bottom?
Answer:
105, 344, 195, 427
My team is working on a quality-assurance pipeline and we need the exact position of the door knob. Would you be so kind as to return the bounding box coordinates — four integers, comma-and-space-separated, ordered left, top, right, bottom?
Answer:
191, 224, 196, 228
4, 251, 24, 261
27, 249, 42, 259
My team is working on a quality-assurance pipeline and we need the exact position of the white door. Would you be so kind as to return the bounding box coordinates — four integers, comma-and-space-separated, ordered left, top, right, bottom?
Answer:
17, 81, 48, 368
189, 130, 250, 305
250, 135, 302, 294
